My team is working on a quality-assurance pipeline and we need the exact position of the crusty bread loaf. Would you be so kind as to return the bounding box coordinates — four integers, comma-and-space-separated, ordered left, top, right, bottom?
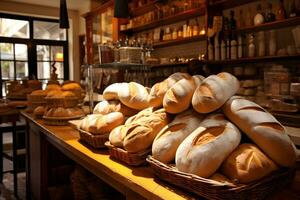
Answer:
148, 72, 191, 108
175, 114, 241, 178
221, 143, 278, 183
103, 83, 128, 101
163, 77, 196, 114
123, 108, 169, 153
93, 100, 138, 116
223, 96, 297, 167
125, 107, 155, 125
118, 82, 149, 110
109, 124, 139, 148
80, 112, 124, 135
192, 75, 205, 87
192, 72, 239, 113
152, 109, 205, 163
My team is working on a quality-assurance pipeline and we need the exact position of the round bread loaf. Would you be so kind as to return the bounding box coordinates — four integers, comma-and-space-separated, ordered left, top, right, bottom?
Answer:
80, 112, 124, 135
192, 72, 239, 113
223, 96, 297, 167
152, 109, 205, 163
163, 78, 196, 114
221, 143, 278, 183
103, 83, 128, 101
93, 100, 138, 116
118, 82, 149, 110
175, 114, 241, 178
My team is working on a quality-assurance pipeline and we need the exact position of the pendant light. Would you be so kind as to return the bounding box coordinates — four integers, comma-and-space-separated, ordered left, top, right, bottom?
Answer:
59, 0, 69, 29
114, 0, 129, 18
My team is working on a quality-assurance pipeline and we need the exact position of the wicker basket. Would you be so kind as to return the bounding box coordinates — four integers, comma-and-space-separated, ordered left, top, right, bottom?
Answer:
79, 129, 109, 148
43, 115, 83, 126
147, 156, 295, 200
105, 142, 150, 166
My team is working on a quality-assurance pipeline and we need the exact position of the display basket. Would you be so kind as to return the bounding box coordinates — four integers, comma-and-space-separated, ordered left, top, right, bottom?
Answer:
78, 129, 109, 148
43, 115, 84, 126
105, 141, 150, 166
146, 155, 295, 200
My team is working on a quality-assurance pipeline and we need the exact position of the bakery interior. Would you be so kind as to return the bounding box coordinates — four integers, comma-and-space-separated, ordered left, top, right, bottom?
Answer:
0, 0, 300, 199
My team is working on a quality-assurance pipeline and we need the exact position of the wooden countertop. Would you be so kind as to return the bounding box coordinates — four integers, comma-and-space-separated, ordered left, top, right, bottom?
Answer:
21, 111, 300, 200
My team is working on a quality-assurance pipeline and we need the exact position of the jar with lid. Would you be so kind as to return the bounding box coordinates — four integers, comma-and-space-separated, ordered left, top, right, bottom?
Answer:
248, 34, 256, 57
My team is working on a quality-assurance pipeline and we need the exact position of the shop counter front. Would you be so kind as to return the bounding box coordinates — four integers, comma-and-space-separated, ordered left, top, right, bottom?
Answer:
21, 111, 300, 200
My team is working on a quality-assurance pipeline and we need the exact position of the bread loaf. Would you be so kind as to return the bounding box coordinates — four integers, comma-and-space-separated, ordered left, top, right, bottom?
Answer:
109, 124, 139, 148
148, 72, 192, 108
152, 109, 205, 163
192, 72, 239, 113
209, 173, 235, 186
93, 100, 138, 116
103, 83, 128, 101
80, 112, 124, 135
123, 109, 169, 153
222, 143, 278, 183
192, 75, 205, 87
175, 114, 241, 178
163, 77, 196, 114
118, 82, 149, 110
125, 107, 155, 125
223, 96, 297, 167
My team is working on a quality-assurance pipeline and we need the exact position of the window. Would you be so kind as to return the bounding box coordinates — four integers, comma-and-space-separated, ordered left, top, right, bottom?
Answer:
0, 13, 69, 97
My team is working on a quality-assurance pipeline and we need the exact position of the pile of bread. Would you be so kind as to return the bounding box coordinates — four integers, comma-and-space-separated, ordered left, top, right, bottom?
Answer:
84, 72, 297, 184
28, 82, 84, 120
7, 80, 42, 99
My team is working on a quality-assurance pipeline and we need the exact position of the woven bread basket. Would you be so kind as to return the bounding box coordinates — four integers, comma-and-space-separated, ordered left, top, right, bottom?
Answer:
78, 129, 109, 148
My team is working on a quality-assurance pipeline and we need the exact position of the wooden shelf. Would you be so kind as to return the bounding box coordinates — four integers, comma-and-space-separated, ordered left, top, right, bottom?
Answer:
206, 55, 300, 65
121, 7, 206, 34
208, 0, 259, 9
153, 35, 206, 48
129, 0, 160, 17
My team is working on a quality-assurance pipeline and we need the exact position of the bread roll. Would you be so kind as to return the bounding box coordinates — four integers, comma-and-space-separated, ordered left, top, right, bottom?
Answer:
163, 78, 196, 114
103, 83, 128, 101
118, 82, 149, 110
222, 143, 278, 183
175, 114, 241, 178
93, 100, 138, 116
152, 109, 205, 163
80, 112, 124, 135
192, 72, 239, 113
123, 109, 169, 153
223, 96, 297, 167
192, 75, 205, 87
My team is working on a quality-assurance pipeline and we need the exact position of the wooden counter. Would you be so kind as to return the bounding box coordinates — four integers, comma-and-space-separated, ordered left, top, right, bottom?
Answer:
21, 111, 300, 200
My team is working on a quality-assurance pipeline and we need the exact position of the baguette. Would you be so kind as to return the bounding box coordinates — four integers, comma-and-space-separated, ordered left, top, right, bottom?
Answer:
223, 96, 297, 167
175, 114, 241, 178
192, 72, 239, 113
152, 109, 205, 163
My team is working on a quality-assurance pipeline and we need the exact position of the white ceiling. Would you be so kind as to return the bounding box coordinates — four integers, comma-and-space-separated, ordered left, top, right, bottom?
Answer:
5, 0, 91, 12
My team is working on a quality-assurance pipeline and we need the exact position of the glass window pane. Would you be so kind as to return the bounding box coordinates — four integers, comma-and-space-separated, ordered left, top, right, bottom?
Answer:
34, 21, 66, 40
0, 18, 29, 38
15, 44, 28, 61
16, 62, 28, 79
37, 62, 50, 79
55, 62, 64, 79
0, 43, 14, 60
1, 61, 14, 79
51, 46, 64, 61
37, 45, 50, 61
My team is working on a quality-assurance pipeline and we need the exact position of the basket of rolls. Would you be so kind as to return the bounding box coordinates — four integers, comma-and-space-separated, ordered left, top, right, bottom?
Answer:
144, 72, 297, 200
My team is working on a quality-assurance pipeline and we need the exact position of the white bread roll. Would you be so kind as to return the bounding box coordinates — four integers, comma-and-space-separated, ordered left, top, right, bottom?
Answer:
118, 82, 149, 110
148, 72, 192, 108
175, 114, 241, 178
192, 75, 205, 87
152, 110, 205, 163
93, 100, 138, 116
163, 78, 196, 114
223, 96, 297, 167
80, 112, 125, 135
221, 143, 278, 183
123, 109, 169, 153
103, 83, 128, 100
192, 72, 239, 113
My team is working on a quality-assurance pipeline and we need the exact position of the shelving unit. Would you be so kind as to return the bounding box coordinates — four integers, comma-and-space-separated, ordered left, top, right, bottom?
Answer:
129, 0, 161, 17
208, 0, 260, 9
153, 35, 206, 48
121, 7, 206, 34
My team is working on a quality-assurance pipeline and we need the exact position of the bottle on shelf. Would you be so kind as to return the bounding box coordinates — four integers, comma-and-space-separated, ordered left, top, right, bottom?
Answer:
230, 34, 238, 60
238, 35, 243, 59
248, 34, 256, 57
277, 0, 287, 20
265, 3, 276, 22
257, 31, 266, 57
183, 21, 188, 38
254, 4, 265, 25
208, 38, 214, 61
229, 10, 237, 31
289, 0, 297, 18
226, 38, 230, 59
221, 39, 226, 60
193, 19, 199, 37
269, 30, 277, 56
214, 33, 220, 61
178, 26, 183, 38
